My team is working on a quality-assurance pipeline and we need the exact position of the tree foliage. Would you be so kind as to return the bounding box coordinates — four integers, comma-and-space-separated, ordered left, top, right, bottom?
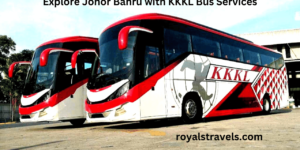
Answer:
0, 35, 16, 74
0, 50, 34, 101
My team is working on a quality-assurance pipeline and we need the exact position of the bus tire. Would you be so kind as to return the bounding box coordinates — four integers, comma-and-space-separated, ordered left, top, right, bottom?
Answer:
182, 95, 202, 124
70, 119, 85, 127
262, 97, 271, 114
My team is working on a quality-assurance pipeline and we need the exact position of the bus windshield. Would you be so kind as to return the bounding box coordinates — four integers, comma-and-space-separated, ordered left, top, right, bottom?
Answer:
22, 44, 62, 95
88, 21, 139, 89
99, 38, 134, 75
23, 53, 59, 95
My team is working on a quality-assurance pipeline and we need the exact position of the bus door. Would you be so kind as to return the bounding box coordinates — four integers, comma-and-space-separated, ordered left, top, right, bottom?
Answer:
56, 52, 95, 119
76, 52, 97, 114
137, 23, 166, 118
55, 52, 84, 119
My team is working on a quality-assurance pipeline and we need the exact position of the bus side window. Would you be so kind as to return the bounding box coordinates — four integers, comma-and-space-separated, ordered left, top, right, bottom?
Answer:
84, 62, 92, 69
221, 43, 244, 62
275, 57, 284, 69
261, 54, 276, 68
65, 62, 74, 75
191, 35, 221, 57
144, 46, 160, 78
243, 49, 261, 65
84, 62, 92, 76
79, 53, 98, 78
164, 29, 192, 64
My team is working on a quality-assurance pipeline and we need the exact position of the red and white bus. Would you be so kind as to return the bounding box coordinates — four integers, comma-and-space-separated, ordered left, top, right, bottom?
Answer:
84, 14, 289, 123
9, 36, 98, 126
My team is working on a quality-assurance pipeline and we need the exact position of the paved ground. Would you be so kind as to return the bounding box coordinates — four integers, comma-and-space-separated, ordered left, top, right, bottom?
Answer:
1, 109, 299, 150
0, 121, 59, 129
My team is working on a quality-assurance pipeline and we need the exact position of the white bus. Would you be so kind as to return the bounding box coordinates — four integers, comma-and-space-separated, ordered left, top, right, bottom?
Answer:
83, 14, 289, 123
9, 36, 98, 126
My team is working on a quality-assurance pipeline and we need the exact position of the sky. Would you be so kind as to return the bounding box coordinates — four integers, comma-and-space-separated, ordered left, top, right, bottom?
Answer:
0, 0, 299, 53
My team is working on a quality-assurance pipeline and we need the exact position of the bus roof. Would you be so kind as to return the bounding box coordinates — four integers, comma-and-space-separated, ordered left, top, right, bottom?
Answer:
103, 13, 280, 54
37, 36, 98, 48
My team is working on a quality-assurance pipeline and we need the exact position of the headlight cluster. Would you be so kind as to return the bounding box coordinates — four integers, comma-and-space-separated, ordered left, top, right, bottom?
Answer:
35, 91, 51, 105
21, 91, 51, 107
88, 82, 130, 104
107, 82, 129, 101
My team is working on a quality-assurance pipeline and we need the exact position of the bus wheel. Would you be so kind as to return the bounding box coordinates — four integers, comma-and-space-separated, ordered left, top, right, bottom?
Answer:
262, 97, 271, 114
70, 119, 85, 127
182, 97, 202, 123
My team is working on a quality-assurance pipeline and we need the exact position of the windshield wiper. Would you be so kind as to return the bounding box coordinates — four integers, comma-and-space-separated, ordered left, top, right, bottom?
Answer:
96, 73, 106, 79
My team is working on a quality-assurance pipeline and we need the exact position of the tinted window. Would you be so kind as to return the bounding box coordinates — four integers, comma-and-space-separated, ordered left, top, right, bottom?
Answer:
55, 53, 77, 92
164, 29, 192, 64
275, 57, 284, 69
144, 46, 160, 78
79, 52, 97, 78
261, 54, 275, 68
33, 43, 62, 58
221, 43, 244, 62
85, 62, 92, 69
22, 53, 59, 95
192, 35, 221, 57
65, 62, 73, 72
162, 20, 285, 70
243, 49, 261, 65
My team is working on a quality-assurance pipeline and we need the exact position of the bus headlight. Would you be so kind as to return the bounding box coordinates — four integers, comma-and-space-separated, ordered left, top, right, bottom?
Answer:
87, 82, 130, 104
107, 82, 129, 101
36, 91, 51, 105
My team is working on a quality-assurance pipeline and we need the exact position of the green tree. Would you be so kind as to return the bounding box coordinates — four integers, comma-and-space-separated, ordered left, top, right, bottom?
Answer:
0, 49, 34, 121
1, 49, 34, 96
0, 35, 16, 76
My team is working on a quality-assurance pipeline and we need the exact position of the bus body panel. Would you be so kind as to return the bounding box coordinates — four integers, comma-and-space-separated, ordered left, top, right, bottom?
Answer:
86, 14, 288, 123
86, 54, 289, 122
57, 82, 87, 120
165, 77, 181, 117
140, 77, 166, 118
86, 99, 141, 122
20, 81, 88, 122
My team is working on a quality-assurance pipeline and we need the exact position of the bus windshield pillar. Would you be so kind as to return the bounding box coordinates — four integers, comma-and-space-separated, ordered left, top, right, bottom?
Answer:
118, 26, 153, 50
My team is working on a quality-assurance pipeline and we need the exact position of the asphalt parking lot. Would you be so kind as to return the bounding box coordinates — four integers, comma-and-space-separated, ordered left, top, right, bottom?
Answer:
1, 109, 299, 150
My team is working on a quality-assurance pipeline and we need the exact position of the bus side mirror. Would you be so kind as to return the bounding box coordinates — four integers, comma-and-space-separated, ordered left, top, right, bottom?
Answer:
8, 61, 31, 78
40, 48, 73, 67
118, 26, 153, 50
71, 49, 98, 69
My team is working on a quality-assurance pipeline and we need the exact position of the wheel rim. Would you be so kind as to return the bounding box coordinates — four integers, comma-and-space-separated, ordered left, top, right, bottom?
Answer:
264, 99, 270, 111
185, 99, 197, 119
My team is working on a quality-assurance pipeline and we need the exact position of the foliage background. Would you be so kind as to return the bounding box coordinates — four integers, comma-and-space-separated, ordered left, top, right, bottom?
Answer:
0, 35, 34, 105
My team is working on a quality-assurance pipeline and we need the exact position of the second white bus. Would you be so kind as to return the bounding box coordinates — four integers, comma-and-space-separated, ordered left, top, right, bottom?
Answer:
83, 13, 289, 123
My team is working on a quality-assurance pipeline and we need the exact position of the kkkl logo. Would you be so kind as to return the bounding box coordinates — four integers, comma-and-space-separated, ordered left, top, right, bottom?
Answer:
207, 65, 259, 82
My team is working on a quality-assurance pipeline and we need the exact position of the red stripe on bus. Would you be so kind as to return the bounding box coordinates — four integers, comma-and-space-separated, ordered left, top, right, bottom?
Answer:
85, 59, 183, 114
103, 13, 278, 54
37, 36, 98, 48
19, 79, 88, 115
